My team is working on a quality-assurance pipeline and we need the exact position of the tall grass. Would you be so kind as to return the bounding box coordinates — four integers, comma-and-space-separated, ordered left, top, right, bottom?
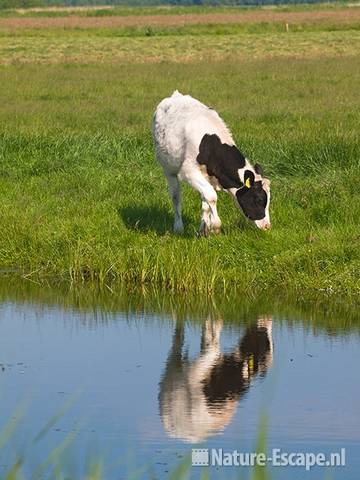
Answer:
0, 23, 360, 298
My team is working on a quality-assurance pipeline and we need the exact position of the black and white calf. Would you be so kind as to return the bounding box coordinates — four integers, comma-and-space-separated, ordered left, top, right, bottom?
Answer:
152, 91, 271, 235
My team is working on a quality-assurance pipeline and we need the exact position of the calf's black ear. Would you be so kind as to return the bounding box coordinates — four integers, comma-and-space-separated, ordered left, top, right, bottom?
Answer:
254, 163, 264, 176
244, 169, 255, 188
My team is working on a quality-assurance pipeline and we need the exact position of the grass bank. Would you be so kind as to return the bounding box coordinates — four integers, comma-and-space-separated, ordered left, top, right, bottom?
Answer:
0, 7, 360, 298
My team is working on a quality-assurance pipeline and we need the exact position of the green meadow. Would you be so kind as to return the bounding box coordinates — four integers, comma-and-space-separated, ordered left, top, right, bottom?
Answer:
0, 5, 360, 299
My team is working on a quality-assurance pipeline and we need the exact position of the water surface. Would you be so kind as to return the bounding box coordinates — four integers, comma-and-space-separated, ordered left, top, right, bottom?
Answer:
0, 280, 359, 479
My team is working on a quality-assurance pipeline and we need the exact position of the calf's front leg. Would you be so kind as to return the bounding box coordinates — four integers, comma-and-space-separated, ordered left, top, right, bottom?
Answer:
185, 171, 221, 236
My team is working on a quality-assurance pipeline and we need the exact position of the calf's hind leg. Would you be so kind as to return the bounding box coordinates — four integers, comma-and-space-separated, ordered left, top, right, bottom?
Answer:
165, 173, 184, 233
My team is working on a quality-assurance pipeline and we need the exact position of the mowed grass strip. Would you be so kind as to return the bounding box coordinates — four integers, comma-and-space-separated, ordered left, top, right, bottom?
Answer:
4, 3, 360, 18
1, 29, 360, 64
2, 6, 360, 65
1, 4, 360, 24
0, 57, 360, 296
2, 19, 360, 37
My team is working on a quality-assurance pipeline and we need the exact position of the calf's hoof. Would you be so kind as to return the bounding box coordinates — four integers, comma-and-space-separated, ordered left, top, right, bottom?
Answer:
198, 222, 210, 238
173, 222, 184, 235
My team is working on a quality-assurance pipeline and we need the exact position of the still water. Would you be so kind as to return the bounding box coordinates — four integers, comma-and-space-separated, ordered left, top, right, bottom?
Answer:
0, 280, 359, 479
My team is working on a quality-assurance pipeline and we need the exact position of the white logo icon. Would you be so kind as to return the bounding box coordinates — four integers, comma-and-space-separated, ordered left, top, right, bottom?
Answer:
192, 449, 209, 466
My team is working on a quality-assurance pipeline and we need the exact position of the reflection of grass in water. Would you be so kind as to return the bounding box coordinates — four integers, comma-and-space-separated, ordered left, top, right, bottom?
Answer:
0, 277, 359, 335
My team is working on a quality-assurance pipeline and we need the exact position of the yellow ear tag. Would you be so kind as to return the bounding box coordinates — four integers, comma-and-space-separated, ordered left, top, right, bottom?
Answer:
248, 354, 254, 374
245, 178, 251, 189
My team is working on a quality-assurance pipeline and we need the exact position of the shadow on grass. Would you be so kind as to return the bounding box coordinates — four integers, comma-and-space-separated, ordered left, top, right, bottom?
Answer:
118, 204, 193, 236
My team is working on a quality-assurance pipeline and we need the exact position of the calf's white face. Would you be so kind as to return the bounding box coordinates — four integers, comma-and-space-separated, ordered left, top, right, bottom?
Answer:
254, 177, 271, 230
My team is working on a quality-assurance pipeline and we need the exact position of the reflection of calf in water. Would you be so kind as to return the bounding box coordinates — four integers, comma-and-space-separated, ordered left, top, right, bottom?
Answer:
159, 317, 273, 443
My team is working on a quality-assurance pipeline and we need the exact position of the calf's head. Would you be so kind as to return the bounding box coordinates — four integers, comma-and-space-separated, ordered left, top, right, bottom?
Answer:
236, 165, 271, 230
196, 134, 271, 230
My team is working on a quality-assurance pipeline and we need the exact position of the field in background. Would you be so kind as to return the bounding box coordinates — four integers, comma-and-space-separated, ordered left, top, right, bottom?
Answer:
3, 5, 360, 24
0, 3, 360, 298
1, 3, 360, 63
3, 1, 360, 16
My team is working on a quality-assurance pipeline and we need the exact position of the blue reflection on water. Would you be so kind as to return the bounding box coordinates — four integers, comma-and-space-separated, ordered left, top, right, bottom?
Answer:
0, 300, 359, 479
